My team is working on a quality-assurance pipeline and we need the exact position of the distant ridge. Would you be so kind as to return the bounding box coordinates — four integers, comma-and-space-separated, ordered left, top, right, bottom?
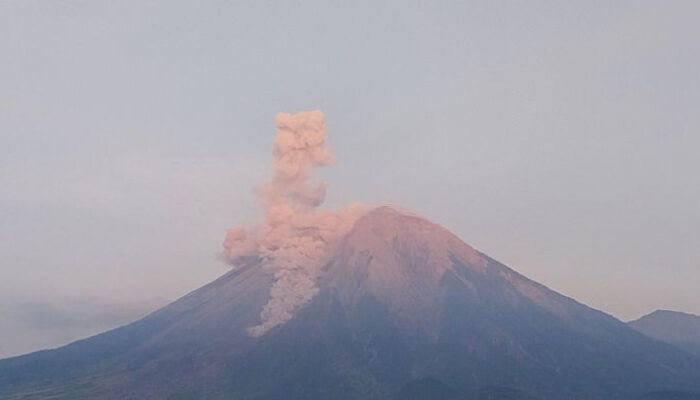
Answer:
629, 309, 700, 357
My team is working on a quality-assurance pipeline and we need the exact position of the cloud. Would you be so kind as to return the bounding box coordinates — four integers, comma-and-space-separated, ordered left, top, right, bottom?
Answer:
221, 110, 369, 337
0, 297, 165, 359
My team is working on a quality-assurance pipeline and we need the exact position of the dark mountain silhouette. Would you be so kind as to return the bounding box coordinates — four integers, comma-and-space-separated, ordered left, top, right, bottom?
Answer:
1, 207, 699, 400
629, 310, 700, 358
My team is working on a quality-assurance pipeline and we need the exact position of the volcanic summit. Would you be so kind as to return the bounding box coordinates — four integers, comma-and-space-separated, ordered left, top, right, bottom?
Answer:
2, 206, 700, 399
2, 112, 700, 400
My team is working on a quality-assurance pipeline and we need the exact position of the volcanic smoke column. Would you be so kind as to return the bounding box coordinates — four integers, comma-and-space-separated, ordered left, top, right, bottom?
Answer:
222, 110, 368, 337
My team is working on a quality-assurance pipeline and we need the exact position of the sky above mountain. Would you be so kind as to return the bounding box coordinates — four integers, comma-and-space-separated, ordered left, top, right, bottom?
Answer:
1, 1, 699, 358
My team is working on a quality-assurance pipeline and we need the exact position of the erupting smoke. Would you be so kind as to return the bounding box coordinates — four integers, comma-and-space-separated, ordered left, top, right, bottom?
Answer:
222, 110, 369, 337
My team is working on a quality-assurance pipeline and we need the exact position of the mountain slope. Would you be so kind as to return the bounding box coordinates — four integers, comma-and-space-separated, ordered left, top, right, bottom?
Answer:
629, 310, 700, 358
1, 207, 699, 400
0, 261, 274, 399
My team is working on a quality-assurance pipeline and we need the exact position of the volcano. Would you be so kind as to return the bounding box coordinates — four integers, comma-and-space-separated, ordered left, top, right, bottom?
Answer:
1, 207, 699, 400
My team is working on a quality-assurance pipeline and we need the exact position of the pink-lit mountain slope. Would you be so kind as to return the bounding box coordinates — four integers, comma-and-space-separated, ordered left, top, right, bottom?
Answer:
1, 207, 699, 400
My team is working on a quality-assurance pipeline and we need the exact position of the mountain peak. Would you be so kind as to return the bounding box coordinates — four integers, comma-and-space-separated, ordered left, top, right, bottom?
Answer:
4, 208, 700, 399
346, 205, 486, 272
353, 204, 418, 224
318, 206, 488, 335
646, 309, 700, 319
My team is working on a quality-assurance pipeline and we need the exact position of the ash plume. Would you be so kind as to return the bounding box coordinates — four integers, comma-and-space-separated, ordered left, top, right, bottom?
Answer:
222, 110, 369, 337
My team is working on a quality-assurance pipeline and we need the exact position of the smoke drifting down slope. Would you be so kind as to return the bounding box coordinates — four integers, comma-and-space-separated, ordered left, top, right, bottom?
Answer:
222, 110, 368, 336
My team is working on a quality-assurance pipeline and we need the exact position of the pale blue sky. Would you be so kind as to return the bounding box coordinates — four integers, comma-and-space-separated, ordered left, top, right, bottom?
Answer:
1, 1, 699, 358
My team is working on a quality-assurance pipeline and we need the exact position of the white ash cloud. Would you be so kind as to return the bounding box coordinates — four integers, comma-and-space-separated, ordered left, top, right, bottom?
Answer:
222, 110, 369, 337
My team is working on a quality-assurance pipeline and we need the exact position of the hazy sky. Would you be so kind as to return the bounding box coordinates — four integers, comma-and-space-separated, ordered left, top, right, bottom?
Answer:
1, 1, 699, 358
